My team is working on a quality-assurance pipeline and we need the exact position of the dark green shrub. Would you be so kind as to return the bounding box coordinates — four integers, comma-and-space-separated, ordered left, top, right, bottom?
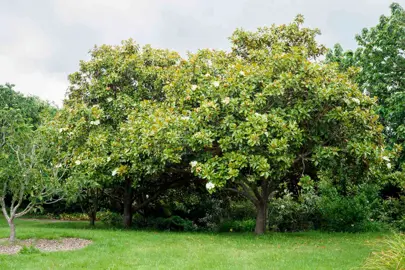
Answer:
317, 184, 381, 232
228, 200, 256, 220
98, 210, 122, 227
218, 219, 256, 232
268, 192, 318, 232
149, 216, 194, 231
378, 196, 405, 231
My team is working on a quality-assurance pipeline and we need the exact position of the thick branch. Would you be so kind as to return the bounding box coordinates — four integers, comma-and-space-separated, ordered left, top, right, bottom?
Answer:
0, 184, 10, 222
238, 181, 260, 205
11, 177, 28, 216
15, 202, 35, 218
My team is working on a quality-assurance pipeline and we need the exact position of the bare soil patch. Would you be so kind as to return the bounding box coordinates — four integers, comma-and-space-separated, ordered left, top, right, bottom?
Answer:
0, 238, 92, 255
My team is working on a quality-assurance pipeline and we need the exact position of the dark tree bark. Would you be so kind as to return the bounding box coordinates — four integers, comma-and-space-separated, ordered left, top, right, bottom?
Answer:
89, 210, 96, 226
88, 188, 99, 226
226, 179, 271, 235
254, 200, 268, 235
123, 177, 133, 228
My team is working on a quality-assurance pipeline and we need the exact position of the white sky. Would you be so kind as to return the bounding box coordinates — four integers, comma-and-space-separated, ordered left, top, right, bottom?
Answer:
0, 0, 401, 106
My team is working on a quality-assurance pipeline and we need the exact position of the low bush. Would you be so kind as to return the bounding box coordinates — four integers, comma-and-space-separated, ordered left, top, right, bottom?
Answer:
268, 192, 315, 232
378, 196, 405, 232
148, 216, 195, 231
227, 200, 256, 220
98, 210, 122, 227
19, 245, 41, 255
317, 183, 382, 232
59, 213, 89, 221
218, 219, 256, 232
268, 180, 319, 232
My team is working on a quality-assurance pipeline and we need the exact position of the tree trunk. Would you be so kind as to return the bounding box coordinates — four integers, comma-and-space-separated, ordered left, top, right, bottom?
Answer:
123, 177, 133, 228
89, 211, 96, 226
254, 200, 267, 235
88, 189, 98, 226
8, 219, 16, 243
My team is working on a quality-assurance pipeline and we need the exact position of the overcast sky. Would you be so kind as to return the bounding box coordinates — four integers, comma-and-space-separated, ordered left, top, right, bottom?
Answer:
0, 0, 402, 106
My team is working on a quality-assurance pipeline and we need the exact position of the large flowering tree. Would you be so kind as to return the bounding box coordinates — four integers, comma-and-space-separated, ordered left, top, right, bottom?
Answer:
164, 16, 388, 234
56, 40, 188, 227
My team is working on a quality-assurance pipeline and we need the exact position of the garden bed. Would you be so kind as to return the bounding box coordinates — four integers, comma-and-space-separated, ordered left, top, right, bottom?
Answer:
0, 238, 92, 255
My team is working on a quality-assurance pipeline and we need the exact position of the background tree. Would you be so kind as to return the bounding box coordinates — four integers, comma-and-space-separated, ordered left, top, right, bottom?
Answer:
355, 3, 405, 168
326, 3, 405, 191
0, 85, 67, 242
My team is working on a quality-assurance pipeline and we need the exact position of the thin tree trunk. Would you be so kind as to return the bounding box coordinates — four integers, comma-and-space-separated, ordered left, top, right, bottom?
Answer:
89, 211, 96, 226
88, 189, 98, 226
123, 177, 133, 228
8, 219, 16, 243
254, 201, 267, 235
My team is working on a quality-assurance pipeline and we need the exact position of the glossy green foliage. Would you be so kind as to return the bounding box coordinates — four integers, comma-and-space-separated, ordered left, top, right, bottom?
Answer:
327, 4, 405, 170
165, 16, 387, 196
56, 40, 184, 189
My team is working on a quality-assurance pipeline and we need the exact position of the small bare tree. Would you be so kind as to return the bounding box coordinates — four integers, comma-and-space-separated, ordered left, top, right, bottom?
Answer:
0, 118, 68, 243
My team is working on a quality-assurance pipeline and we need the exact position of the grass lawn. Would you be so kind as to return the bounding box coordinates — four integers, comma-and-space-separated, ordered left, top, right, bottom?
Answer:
0, 218, 385, 270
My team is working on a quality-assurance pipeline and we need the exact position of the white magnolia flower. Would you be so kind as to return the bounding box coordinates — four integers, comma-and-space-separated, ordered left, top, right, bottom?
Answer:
90, 120, 100, 125
382, 156, 390, 162
190, 161, 198, 168
239, 71, 245, 76
352, 98, 360, 105
206, 182, 215, 190
75, 160, 81, 165
222, 97, 230, 105
212, 81, 220, 88
191, 85, 198, 91
112, 168, 118, 176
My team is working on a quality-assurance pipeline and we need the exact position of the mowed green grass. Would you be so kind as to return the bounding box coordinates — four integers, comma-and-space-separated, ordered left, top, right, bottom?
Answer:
0, 218, 384, 270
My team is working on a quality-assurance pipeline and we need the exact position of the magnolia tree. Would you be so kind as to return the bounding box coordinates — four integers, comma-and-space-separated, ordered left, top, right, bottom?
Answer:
57, 40, 186, 227
57, 16, 389, 234
0, 85, 68, 243
161, 16, 388, 234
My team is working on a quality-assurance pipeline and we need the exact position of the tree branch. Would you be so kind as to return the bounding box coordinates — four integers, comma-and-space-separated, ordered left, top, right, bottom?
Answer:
238, 181, 260, 205
15, 202, 35, 218
0, 183, 10, 222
